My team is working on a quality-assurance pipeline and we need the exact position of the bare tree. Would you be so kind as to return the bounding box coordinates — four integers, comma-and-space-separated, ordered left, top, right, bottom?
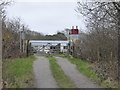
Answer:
0, 0, 11, 88
75, 1, 120, 86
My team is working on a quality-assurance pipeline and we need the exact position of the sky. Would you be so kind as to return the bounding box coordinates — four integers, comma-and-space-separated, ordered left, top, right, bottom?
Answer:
6, 0, 87, 35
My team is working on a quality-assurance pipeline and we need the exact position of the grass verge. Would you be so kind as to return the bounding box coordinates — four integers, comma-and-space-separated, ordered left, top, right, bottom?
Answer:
55, 54, 118, 88
3, 56, 36, 88
46, 56, 76, 88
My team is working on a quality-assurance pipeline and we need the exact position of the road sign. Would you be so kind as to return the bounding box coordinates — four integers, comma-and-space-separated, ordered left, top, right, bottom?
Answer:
70, 34, 79, 40
69, 28, 79, 40
21, 31, 25, 40
71, 29, 79, 34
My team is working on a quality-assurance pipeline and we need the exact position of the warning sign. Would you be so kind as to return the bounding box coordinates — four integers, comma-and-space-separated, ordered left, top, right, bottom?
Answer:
71, 29, 79, 34
70, 34, 79, 40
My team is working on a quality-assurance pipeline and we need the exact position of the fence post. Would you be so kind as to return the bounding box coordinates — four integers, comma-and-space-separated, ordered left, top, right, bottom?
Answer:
0, 15, 2, 89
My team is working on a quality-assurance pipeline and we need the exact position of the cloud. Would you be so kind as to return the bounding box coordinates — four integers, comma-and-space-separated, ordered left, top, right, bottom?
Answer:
6, 2, 86, 35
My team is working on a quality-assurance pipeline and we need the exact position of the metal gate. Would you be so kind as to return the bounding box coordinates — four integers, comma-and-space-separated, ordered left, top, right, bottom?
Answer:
29, 40, 68, 56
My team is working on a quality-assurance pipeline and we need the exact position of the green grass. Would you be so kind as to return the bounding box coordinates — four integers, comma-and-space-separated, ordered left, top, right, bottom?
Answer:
3, 56, 36, 88
55, 54, 99, 82
65, 56, 99, 82
56, 54, 119, 88
47, 56, 76, 88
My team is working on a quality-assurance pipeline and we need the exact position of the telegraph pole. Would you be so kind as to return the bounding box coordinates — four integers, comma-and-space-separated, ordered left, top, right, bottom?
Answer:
22, 26, 25, 52
20, 30, 22, 52
20, 26, 25, 53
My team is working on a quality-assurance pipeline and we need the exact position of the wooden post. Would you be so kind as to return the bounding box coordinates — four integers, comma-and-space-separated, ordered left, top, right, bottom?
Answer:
26, 40, 29, 57
72, 40, 74, 56
0, 15, 2, 89
117, 10, 120, 85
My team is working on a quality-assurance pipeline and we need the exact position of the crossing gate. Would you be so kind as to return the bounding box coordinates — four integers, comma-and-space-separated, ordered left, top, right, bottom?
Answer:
29, 40, 69, 55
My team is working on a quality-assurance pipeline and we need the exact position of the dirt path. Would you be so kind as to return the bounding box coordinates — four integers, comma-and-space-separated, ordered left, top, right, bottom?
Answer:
33, 56, 58, 88
54, 56, 100, 88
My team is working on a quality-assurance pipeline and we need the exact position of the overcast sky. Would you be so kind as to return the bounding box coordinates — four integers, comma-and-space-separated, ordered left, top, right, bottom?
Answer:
6, 1, 86, 35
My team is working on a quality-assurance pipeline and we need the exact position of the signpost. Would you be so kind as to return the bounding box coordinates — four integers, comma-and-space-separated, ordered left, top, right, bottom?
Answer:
70, 26, 79, 40
70, 35, 79, 40
67, 26, 79, 56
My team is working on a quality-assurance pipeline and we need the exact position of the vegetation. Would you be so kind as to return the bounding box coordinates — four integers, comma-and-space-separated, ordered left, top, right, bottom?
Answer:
1, 0, 67, 59
44, 32, 67, 40
1, 0, 120, 88
72, 2, 120, 85
2, 56, 36, 88
56, 54, 118, 88
1, 0, 67, 88
47, 56, 76, 88
25, 30, 67, 40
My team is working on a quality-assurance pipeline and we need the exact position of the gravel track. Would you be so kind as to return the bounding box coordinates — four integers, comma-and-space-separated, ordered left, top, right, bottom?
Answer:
55, 56, 100, 88
33, 56, 58, 88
